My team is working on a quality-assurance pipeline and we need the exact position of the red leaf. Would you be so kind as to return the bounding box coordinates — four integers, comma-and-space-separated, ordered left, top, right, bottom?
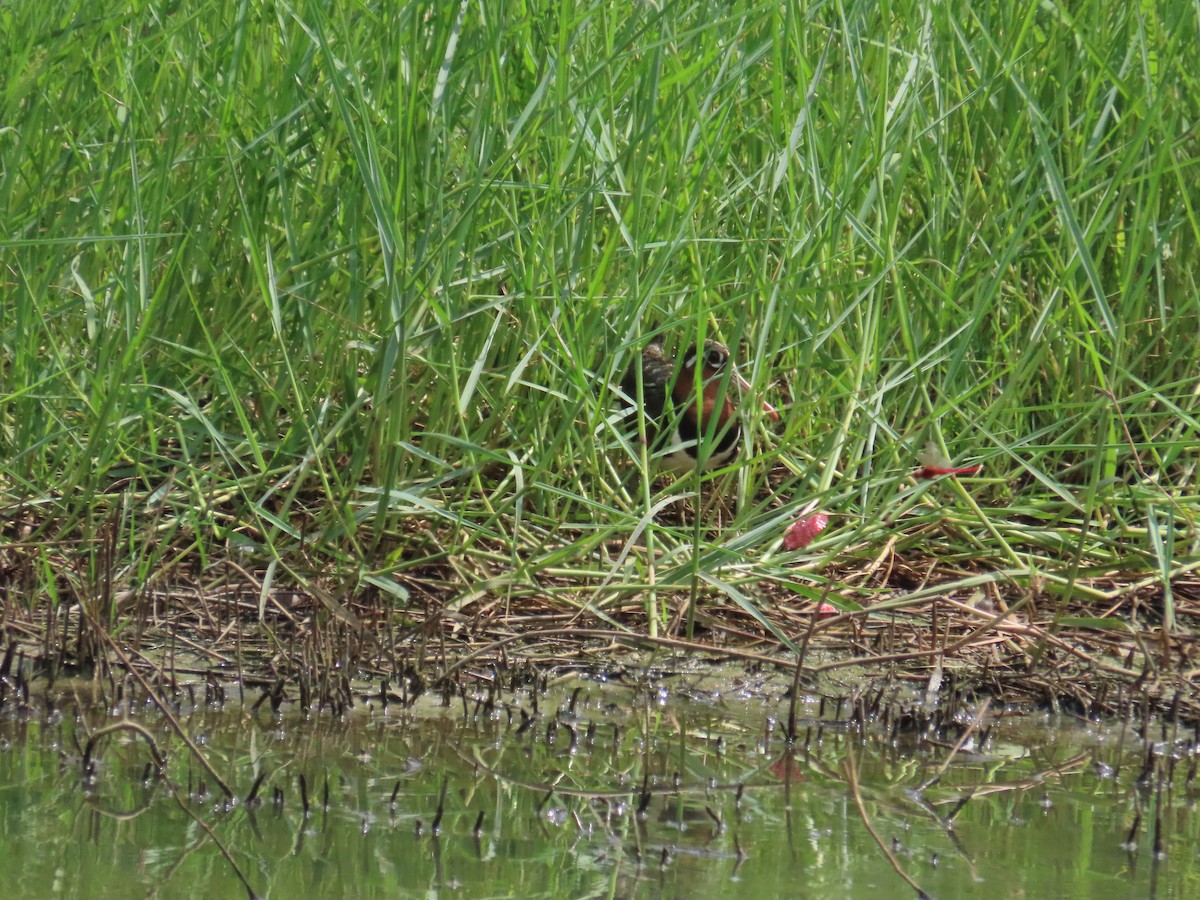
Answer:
915, 443, 982, 479
768, 754, 806, 782
783, 513, 829, 551
913, 464, 983, 480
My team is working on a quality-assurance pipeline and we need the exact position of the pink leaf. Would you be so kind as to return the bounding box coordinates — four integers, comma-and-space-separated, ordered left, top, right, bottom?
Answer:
915, 442, 982, 479
913, 464, 983, 480
783, 513, 829, 551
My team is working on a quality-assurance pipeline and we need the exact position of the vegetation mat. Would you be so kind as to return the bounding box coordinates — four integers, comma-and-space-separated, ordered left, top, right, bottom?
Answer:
2, 1, 1198, 719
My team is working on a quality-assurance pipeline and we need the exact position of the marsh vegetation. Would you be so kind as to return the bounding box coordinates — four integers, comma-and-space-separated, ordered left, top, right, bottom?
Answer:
2, 1, 1200, 893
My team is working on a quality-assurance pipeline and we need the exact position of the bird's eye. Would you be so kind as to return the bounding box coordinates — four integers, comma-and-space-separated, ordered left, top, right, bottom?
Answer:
704, 347, 726, 369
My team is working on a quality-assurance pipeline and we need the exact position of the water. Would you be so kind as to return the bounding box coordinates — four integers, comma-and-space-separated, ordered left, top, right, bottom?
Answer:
1, 670, 1196, 899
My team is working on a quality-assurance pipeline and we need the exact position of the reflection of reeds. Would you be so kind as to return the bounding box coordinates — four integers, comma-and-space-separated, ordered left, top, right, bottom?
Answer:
4, 639, 1196, 899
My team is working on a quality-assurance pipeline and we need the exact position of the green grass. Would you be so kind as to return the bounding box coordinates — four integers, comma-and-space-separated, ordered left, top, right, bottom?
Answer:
2, 0, 1198, 646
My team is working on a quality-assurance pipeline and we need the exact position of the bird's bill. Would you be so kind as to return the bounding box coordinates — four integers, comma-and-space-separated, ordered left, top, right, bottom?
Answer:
732, 370, 781, 421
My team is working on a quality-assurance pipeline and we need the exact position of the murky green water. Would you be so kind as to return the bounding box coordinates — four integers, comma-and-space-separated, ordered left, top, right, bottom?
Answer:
1, 671, 1197, 899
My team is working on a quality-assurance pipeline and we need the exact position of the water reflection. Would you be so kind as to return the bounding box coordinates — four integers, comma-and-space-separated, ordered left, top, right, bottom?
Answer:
0, 669, 1196, 899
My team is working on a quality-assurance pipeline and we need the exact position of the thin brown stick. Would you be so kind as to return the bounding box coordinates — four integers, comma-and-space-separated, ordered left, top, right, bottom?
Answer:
83, 720, 167, 770
92, 620, 235, 799
844, 750, 928, 898
165, 783, 260, 900
917, 698, 991, 794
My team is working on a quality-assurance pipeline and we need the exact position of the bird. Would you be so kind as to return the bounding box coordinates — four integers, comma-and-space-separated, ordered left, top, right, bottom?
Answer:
620, 338, 779, 472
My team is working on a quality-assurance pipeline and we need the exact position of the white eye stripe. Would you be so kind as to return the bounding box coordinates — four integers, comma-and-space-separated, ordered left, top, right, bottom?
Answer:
682, 341, 730, 372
